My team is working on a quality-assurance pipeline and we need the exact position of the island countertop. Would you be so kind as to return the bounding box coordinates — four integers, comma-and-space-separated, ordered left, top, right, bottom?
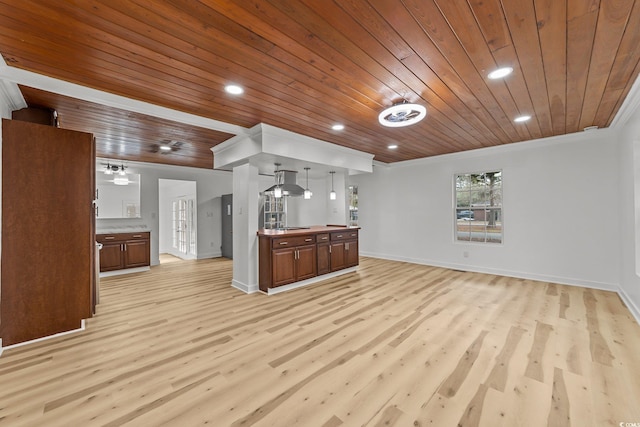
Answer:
257, 225, 359, 236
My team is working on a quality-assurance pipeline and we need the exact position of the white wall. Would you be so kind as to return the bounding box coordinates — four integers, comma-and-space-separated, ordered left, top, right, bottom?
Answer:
285, 177, 328, 226
97, 161, 232, 265
618, 108, 640, 321
350, 129, 621, 291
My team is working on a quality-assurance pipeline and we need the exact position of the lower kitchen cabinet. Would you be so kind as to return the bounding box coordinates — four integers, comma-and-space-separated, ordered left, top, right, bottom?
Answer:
96, 232, 150, 272
258, 227, 359, 292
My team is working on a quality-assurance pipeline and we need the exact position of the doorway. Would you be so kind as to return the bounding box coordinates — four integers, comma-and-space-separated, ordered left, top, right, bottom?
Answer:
159, 179, 197, 261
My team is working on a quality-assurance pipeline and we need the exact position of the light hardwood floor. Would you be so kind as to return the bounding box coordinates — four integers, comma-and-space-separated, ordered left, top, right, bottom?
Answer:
1, 257, 639, 426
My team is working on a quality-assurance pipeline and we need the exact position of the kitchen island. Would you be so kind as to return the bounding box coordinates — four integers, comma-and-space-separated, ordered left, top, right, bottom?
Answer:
258, 225, 359, 294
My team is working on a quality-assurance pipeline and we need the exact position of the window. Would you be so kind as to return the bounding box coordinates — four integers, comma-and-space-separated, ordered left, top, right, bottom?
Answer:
455, 171, 502, 243
348, 185, 358, 226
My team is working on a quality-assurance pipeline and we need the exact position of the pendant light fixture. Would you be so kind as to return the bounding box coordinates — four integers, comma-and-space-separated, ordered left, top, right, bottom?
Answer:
303, 167, 312, 199
273, 163, 282, 198
329, 171, 336, 200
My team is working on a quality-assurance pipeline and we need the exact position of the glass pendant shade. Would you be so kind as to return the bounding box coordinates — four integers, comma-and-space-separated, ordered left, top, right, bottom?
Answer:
303, 167, 312, 199
274, 186, 282, 198
329, 190, 337, 200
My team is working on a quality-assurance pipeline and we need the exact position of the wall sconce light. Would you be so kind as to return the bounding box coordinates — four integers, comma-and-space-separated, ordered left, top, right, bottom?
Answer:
329, 171, 336, 200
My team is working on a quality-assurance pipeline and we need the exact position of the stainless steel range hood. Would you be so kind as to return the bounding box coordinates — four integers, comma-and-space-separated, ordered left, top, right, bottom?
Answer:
264, 170, 306, 197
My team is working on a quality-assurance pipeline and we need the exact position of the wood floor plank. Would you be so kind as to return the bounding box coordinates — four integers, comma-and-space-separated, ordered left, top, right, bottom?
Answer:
0, 257, 639, 426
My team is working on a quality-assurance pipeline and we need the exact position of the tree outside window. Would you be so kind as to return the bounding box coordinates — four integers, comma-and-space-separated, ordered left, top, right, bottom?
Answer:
455, 171, 502, 243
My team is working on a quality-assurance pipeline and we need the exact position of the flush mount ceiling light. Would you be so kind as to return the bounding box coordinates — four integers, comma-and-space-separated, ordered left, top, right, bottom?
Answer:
378, 101, 427, 127
331, 123, 345, 131
488, 67, 513, 79
514, 115, 531, 123
224, 84, 244, 95
388, 144, 398, 149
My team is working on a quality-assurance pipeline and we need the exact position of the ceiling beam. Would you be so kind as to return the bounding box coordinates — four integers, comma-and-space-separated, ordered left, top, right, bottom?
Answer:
0, 63, 248, 136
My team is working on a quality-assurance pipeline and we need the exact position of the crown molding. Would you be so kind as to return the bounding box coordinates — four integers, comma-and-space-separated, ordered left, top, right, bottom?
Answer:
611, 74, 640, 127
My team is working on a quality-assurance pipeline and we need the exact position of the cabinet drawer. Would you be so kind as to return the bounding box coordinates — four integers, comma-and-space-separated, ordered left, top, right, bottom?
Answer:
97, 232, 149, 243
316, 233, 330, 243
272, 235, 316, 248
331, 230, 358, 241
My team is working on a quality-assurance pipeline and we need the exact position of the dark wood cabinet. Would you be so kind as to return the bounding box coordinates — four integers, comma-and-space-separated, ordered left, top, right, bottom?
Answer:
330, 230, 358, 272
1, 119, 94, 346
258, 227, 358, 292
96, 232, 150, 272
317, 233, 331, 275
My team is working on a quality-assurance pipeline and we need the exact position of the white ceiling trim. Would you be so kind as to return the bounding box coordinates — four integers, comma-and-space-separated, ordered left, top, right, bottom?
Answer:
0, 64, 248, 136
0, 57, 26, 111
611, 74, 640, 128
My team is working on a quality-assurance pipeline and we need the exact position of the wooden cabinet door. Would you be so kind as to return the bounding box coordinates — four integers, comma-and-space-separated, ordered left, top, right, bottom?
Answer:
296, 244, 317, 281
272, 248, 296, 287
317, 243, 330, 275
1, 119, 94, 346
100, 242, 125, 271
345, 240, 359, 268
330, 242, 346, 272
124, 240, 150, 268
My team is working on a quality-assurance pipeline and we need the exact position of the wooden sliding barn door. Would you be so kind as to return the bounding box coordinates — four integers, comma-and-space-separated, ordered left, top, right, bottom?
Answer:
1, 119, 95, 346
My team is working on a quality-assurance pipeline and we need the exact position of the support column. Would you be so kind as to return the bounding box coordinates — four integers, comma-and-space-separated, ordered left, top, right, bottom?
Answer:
231, 163, 260, 293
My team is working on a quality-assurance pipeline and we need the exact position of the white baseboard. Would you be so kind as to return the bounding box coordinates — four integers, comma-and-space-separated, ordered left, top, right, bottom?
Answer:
359, 251, 618, 292
0, 320, 85, 357
232, 279, 259, 294
99, 266, 150, 278
266, 267, 357, 295
618, 286, 640, 325
198, 251, 222, 259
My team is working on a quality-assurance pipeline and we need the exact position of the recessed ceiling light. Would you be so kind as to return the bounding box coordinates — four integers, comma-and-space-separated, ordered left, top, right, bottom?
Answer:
488, 67, 513, 79
224, 84, 244, 95
388, 144, 398, 149
379, 102, 427, 127
160, 145, 172, 151
332, 124, 345, 131
514, 115, 531, 123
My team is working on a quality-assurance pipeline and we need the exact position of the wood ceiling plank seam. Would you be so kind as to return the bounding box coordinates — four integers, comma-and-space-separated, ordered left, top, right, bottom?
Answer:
299, 0, 490, 150
431, 0, 538, 141
107, 0, 424, 146
466, 0, 544, 139
19, 86, 225, 167
398, 49, 504, 147
196, 0, 398, 110
368, 0, 513, 146
593, 0, 640, 126
565, 0, 601, 133
0, 13, 270, 126
22, 88, 232, 140
404, 0, 526, 142
578, 0, 636, 130
5, 0, 476, 159
501, 0, 555, 137
154, 0, 470, 153
266, 0, 420, 105
123, 0, 381, 109
333, 0, 496, 145
6, 0, 384, 139
534, 0, 568, 136
604, 56, 640, 126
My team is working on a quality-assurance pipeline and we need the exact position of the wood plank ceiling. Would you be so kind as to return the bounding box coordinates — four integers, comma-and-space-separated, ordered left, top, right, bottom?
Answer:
1, 0, 639, 168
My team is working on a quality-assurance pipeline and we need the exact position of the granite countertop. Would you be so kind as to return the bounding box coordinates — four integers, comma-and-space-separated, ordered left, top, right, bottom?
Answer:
257, 225, 359, 236
96, 225, 151, 234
